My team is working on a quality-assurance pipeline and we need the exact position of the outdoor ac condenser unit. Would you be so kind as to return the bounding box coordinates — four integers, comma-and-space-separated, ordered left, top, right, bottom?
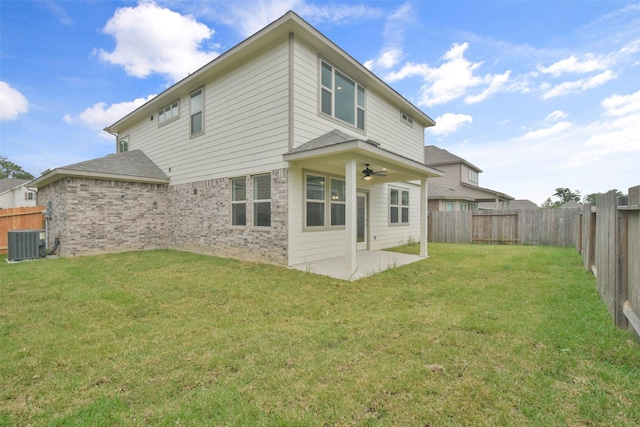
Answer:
7, 229, 45, 261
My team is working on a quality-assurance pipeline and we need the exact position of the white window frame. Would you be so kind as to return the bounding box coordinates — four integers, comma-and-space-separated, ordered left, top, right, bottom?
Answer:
158, 100, 179, 126
401, 112, 414, 127
304, 171, 346, 230
230, 177, 247, 227
252, 174, 271, 228
189, 87, 204, 137
389, 186, 410, 226
320, 60, 365, 131
468, 169, 478, 183
118, 136, 129, 153
446, 202, 455, 212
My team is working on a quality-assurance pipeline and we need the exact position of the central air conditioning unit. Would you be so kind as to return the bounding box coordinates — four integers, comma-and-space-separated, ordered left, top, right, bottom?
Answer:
7, 229, 46, 261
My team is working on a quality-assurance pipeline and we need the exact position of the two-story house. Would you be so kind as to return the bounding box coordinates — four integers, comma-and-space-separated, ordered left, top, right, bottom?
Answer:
31, 11, 443, 277
0, 178, 37, 209
424, 145, 512, 211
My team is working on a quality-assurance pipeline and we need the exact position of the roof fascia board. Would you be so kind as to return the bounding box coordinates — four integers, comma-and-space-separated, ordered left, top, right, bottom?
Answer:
30, 168, 170, 188
283, 140, 444, 178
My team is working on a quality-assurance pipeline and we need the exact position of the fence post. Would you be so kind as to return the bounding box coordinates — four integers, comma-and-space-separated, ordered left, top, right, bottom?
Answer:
616, 197, 629, 329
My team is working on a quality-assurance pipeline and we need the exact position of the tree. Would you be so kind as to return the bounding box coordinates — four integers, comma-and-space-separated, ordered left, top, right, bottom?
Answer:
553, 187, 581, 204
0, 158, 35, 180
583, 190, 624, 205
540, 197, 556, 209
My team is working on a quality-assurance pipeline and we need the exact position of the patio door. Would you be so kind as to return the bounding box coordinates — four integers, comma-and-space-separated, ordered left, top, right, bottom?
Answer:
357, 192, 368, 251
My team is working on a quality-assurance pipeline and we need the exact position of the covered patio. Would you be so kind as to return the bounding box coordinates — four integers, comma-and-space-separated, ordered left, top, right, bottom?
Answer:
283, 129, 443, 278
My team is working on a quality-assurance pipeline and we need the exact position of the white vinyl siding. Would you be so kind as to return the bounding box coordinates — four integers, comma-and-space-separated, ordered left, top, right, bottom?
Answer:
116, 40, 290, 185
291, 40, 425, 163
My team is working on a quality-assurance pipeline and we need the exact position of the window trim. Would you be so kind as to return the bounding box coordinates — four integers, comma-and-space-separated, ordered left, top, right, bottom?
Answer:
252, 174, 271, 228
118, 135, 129, 153
389, 186, 410, 226
230, 177, 247, 227
303, 170, 347, 231
401, 112, 414, 127
189, 87, 204, 137
468, 168, 478, 183
158, 100, 180, 127
319, 59, 366, 132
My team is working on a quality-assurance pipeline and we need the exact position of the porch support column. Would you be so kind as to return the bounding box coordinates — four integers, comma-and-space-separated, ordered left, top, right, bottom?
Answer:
345, 159, 357, 275
420, 177, 429, 258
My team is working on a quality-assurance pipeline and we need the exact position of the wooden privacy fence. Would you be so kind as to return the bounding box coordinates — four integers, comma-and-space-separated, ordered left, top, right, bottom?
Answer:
0, 206, 45, 254
580, 186, 640, 339
429, 208, 581, 247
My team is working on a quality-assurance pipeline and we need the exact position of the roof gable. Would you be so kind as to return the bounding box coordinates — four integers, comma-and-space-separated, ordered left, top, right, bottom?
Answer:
0, 178, 31, 193
424, 145, 482, 172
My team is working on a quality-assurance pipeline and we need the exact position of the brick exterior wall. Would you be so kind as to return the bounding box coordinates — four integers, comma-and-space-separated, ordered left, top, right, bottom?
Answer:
37, 169, 288, 265
37, 177, 168, 257
167, 168, 288, 265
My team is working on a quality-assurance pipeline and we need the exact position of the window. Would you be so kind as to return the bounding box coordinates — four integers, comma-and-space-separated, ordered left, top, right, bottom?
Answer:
468, 169, 478, 183
446, 202, 455, 211
190, 88, 204, 136
158, 100, 179, 125
253, 174, 271, 227
390, 187, 409, 225
118, 136, 129, 153
401, 112, 414, 126
25, 192, 34, 201
305, 173, 345, 229
320, 61, 365, 130
461, 203, 469, 211
306, 175, 325, 227
231, 177, 246, 226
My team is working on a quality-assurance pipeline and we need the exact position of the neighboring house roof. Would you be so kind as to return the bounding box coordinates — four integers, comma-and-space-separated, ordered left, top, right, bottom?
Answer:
478, 199, 539, 210
30, 150, 170, 188
105, 11, 435, 137
428, 183, 475, 200
0, 178, 31, 193
424, 145, 482, 172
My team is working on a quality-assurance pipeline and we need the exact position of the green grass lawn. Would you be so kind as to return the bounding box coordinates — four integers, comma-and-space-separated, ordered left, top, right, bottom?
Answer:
1, 244, 639, 426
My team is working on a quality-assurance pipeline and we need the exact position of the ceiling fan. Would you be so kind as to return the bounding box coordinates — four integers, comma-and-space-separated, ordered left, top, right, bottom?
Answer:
362, 163, 387, 180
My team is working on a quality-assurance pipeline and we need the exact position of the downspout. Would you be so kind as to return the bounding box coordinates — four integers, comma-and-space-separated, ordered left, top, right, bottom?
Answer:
104, 127, 119, 153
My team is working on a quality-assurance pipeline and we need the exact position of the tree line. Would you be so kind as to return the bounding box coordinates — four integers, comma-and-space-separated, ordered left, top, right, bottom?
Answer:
541, 187, 625, 208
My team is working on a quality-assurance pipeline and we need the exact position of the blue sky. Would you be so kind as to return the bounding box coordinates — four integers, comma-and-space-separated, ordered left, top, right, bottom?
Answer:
1, 0, 639, 205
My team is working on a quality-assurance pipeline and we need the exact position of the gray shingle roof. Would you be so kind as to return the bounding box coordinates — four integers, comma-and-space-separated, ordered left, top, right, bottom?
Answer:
424, 145, 482, 172
288, 129, 380, 154
60, 150, 168, 181
0, 178, 31, 193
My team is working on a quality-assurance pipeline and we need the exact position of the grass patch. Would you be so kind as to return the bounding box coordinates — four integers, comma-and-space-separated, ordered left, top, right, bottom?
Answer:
1, 245, 639, 425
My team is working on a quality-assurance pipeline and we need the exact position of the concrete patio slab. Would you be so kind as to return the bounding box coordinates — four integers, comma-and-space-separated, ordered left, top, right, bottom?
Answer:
290, 250, 426, 280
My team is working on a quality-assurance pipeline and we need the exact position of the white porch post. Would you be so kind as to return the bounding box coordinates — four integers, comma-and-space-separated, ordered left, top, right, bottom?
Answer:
345, 159, 357, 275
420, 177, 428, 258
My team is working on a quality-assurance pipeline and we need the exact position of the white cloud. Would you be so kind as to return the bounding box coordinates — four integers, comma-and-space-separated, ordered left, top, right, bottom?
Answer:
96, 1, 219, 82
386, 42, 513, 107
364, 3, 413, 72
538, 53, 610, 76
521, 121, 573, 140
0, 81, 29, 121
427, 113, 473, 136
542, 70, 616, 99
64, 95, 156, 138
601, 89, 640, 116
546, 110, 568, 121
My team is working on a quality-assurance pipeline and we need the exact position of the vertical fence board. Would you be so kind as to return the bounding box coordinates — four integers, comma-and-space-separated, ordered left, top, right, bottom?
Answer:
626, 186, 640, 337
595, 191, 618, 321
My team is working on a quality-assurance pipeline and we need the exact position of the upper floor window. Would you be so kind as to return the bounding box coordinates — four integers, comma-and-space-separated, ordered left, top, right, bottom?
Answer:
390, 187, 409, 225
118, 136, 129, 153
401, 112, 414, 127
253, 174, 271, 227
190, 88, 204, 136
25, 192, 35, 201
158, 100, 179, 126
468, 169, 478, 183
446, 202, 455, 211
320, 61, 365, 131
